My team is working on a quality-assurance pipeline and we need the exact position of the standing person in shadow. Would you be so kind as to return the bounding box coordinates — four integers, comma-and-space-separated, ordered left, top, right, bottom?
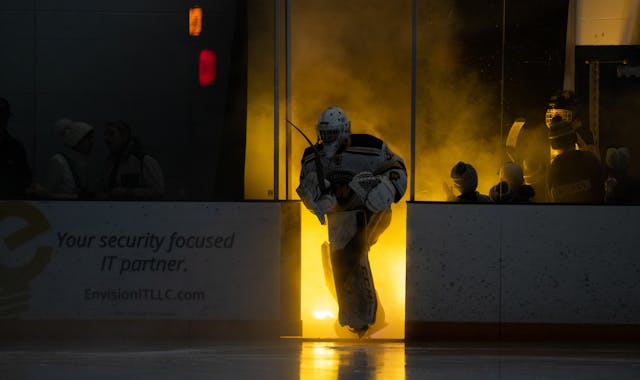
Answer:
99, 120, 164, 200
0, 97, 33, 199
45, 118, 95, 199
546, 116, 604, 203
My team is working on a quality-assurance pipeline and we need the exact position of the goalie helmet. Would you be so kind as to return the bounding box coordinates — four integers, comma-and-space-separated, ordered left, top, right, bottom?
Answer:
317, 106, 351, 158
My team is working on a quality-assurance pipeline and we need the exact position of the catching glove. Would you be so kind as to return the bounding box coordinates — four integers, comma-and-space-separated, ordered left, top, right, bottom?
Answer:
349, 171, 396, 213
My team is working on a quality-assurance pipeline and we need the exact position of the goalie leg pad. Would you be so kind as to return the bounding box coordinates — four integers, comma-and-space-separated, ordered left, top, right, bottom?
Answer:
328, 210, 377, 331
327, 210, 361, 250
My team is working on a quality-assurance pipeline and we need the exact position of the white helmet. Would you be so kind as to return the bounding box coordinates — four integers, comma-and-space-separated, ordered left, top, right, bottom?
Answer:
317, 106, 351, 158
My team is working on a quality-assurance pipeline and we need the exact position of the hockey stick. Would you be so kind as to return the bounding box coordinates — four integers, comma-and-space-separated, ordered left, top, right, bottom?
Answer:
287, 120, 328, 195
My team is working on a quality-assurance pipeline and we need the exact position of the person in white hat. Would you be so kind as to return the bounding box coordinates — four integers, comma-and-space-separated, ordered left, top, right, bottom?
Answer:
45, 118, 95, 199
489, 162, 535, 203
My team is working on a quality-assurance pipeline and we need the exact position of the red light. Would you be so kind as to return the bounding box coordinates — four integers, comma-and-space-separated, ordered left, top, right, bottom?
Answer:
199, 49, 217, 87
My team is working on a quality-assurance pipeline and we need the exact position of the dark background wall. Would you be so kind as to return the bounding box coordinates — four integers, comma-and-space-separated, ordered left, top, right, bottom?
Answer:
575, 45, 640, 178
1, 0, 246, 200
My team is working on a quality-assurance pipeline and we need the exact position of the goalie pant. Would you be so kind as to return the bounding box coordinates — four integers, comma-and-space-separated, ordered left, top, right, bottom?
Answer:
327, 208, 391, 332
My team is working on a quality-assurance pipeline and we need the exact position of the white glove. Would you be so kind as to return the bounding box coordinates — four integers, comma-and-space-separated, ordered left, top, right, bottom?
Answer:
297, 172, 331, 200
349, 172, 396, 212
312, 193, 337, 225
365, 176, 395, 212
297, 184, 317, 212
297, 171, 336, 224
297, 172, 321, 201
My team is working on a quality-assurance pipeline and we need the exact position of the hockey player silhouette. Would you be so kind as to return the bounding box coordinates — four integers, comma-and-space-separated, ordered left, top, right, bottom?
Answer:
295, 106, 407, 337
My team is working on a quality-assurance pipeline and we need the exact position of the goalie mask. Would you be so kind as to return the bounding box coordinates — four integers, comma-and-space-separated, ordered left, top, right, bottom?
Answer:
317, 106, 351, 158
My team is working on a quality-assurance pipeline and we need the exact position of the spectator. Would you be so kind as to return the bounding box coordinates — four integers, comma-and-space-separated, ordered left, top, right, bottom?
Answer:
45, 118, 95, 199
604, 146, 636, 204
489, 181, 512, 203
546, 90, 598, 158
0, 97, 33, 199
99, 120, 164, 200
490, 162, 535, 203
444, 161, 491, 203
546, 116, 604, 203
522, 156, 548, 202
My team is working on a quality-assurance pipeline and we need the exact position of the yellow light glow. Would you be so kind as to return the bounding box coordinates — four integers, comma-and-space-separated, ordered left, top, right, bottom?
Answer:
301, 203, 406, 339
189, 7, 202, 37
300, 342, 406, 380
313, 310, 336, 320
311, 344, 335, 357
300, 342, 339, 379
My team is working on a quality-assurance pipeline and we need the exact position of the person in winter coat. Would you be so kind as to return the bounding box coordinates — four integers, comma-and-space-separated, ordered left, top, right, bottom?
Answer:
444, 161, 491, 203
45, 118, 95, 199
489, 162, 535, 203
100, 120, 164, 200
546, 116, 604, 203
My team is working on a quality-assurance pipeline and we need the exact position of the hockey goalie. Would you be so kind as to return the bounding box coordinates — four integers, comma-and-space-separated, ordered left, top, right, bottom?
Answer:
296, 106, 407, 338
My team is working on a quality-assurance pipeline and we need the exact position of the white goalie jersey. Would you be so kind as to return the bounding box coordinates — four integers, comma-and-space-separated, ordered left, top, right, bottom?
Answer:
297, 133, 407, 221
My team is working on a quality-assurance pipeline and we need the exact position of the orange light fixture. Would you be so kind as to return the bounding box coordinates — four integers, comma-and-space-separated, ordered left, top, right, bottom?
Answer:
189, 6, 202, 36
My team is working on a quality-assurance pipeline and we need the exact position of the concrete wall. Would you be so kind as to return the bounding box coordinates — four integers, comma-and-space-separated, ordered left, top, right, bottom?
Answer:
406, 202, 640, 340
0, 1, 241, 201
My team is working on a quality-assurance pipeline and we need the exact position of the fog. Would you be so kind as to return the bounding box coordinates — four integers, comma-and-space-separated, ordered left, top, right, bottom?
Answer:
289, 0, 511, 201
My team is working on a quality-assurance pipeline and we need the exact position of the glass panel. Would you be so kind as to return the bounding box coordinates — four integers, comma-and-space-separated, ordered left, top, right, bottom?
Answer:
415, 0, 640, 205
1, 1, 247, 201
415, 1, 507, 202
245, 0, 276, 200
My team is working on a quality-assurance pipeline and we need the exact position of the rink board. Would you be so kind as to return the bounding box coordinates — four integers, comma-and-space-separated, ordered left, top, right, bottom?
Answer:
406, 202, 640, 341
0, 200, 300, 339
